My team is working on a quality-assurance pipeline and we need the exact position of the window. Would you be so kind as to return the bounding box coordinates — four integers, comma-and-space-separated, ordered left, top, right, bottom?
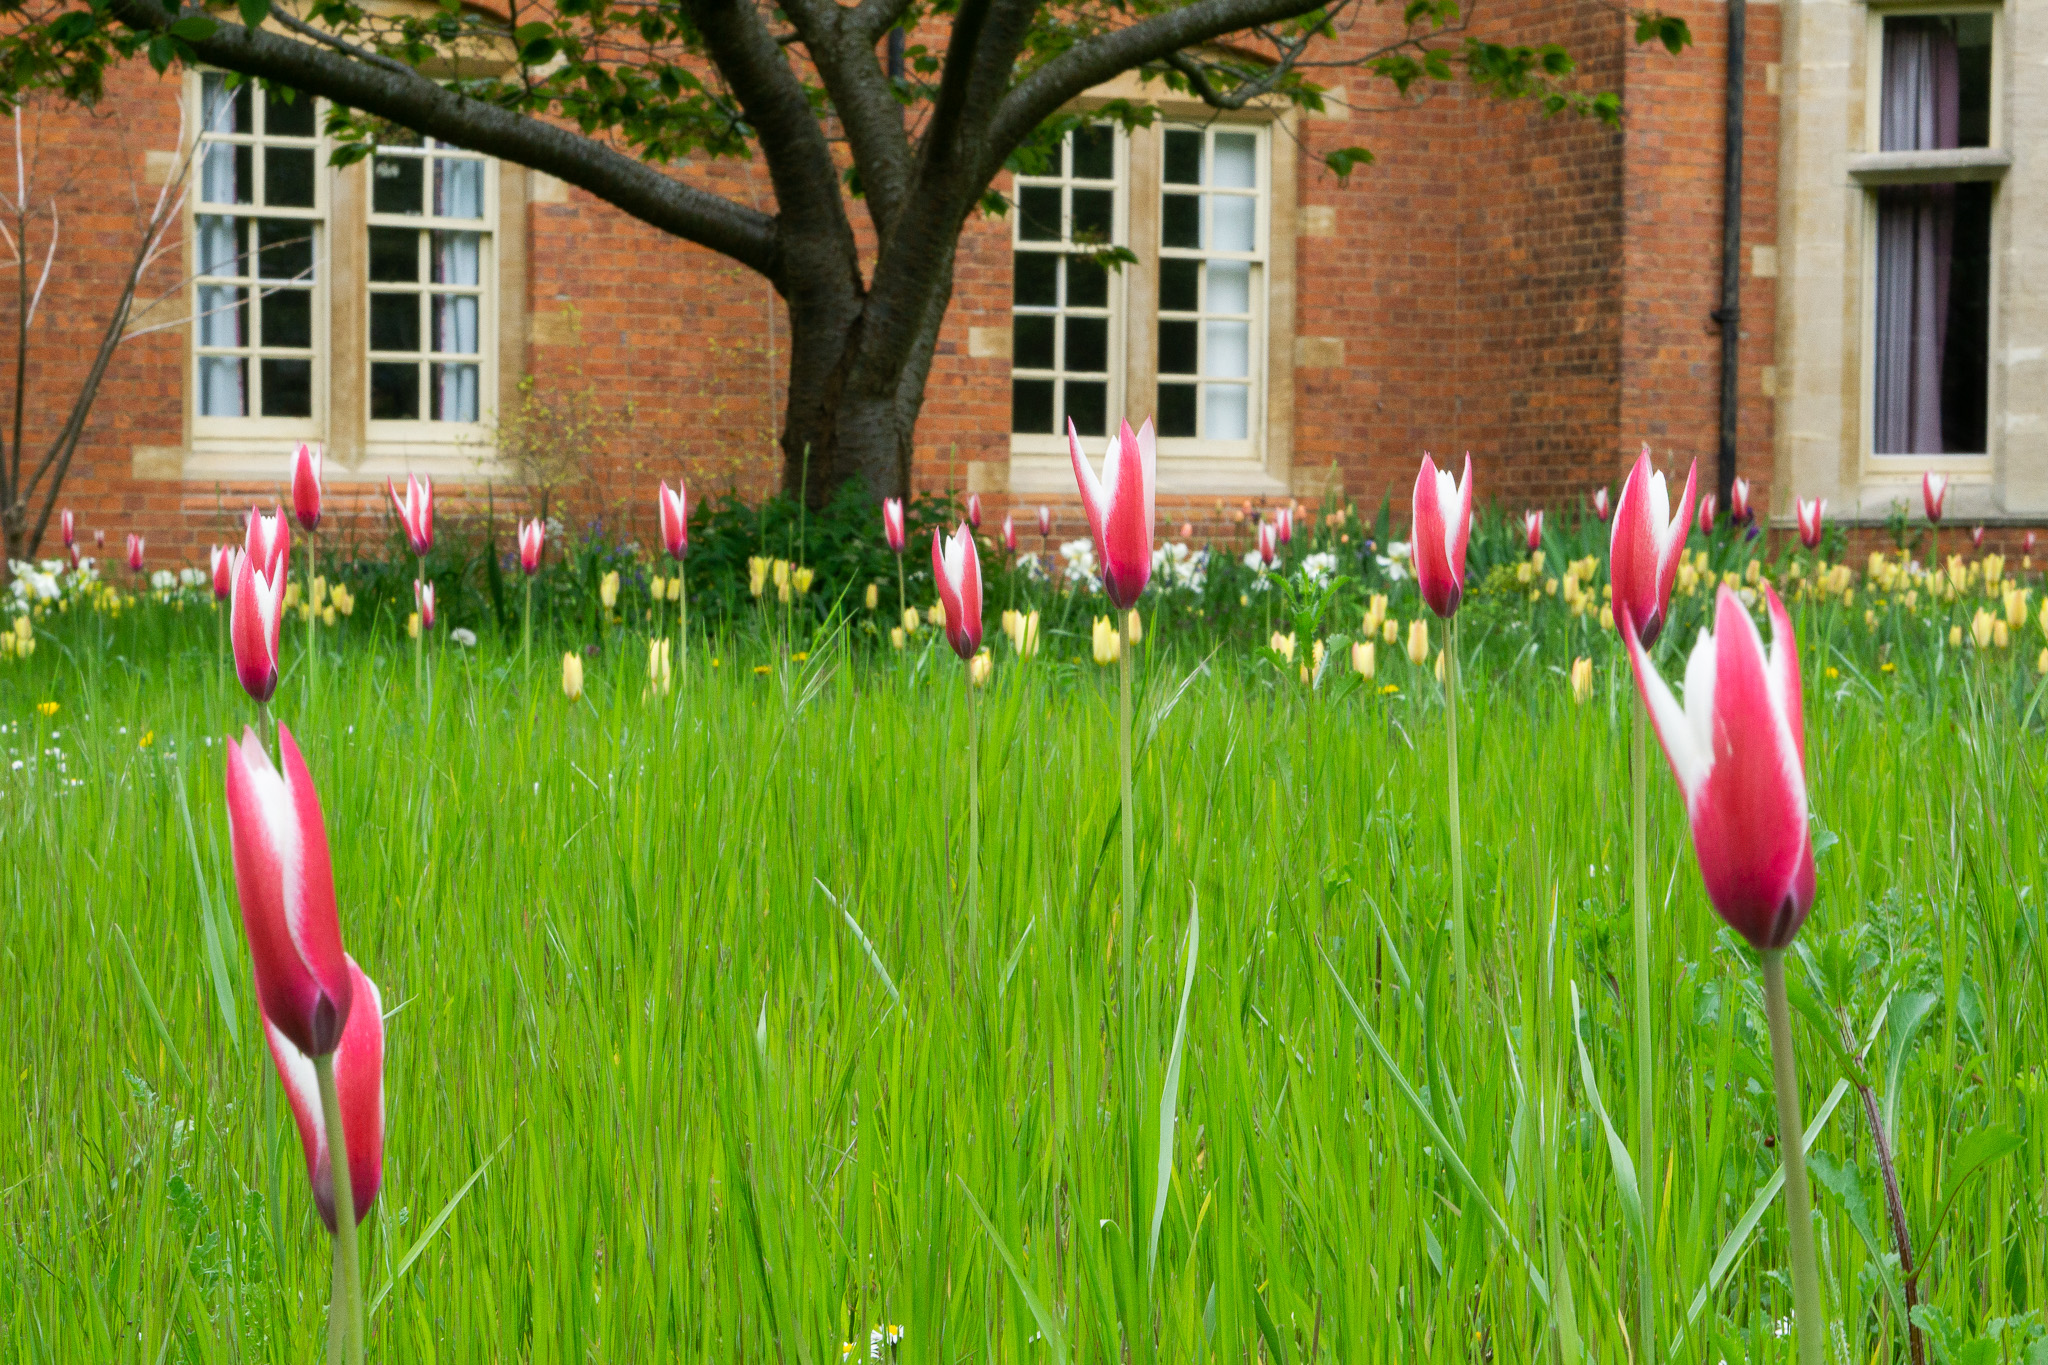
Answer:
1869, 11, 1997, 457
193, 73, 323, 422
1011, 124, 1122, 440
367, 136, 492, 426
1156, 126, 1265, 447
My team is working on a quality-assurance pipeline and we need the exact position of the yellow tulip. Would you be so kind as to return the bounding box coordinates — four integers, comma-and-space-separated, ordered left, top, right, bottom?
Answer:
322, 606, 336, 627
647, 637, 672, 696
1405, 619, 1429, 667
12, 616, 32, 644
284, 581, 302, 609
793, 566, 815, 596
1017, 611, 1041, 659
1433, 650, 1446, 683
2003, 587, 2029, 630
407, 612, 421, 639
1570, 656, 1593, 704
1970, 609, 1995, 650
889, 626, 907, 650
1993, 620, 2010, 650
1127, 609, 1143, 645
748, 556, 770, 598
902, 606, 921, 632
310, 575, 328, 610
2038, 648, 2048, 676
772, 559, 792, 591
865, 582, 880, 611
650, 575, 668, 602
562, 651, 584, 699
1351, 640, 1376, 679
1269, 631, 1295, 663
600, 570, 620, 609
1983, 553, 2005, 588
0, 634, 13, 658
1381, 618, 1397, 645
1949, 625, 1964, 649
1599, 604, 1615, 632
969, 650, 993, 687
1092, 615, 1121, 665
1310, 638, 1326, 681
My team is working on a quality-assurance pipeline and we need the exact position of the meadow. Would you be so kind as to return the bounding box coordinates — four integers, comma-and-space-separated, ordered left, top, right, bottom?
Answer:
3, 526, 2047, 1363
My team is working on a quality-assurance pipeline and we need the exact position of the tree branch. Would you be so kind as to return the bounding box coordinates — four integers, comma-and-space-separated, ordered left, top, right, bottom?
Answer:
101, 0, 781, 279
984, 0, 1328, 172
779, 0, 913, 233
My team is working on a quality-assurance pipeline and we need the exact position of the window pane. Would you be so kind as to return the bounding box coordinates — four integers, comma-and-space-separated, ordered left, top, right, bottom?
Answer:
1071, 125, 1114, 181
432, 363, 480, 422
1162, 194, 1201, 249
1158, 319, 1197, 375
202, 74, 250, 134
371, 362, 421, 420
1159, 258, 1199, 313
1013, 315, 1055, 370
264, 88, 316, 138
1066, 256, 1108, 308
1204, 320, 1249, 378
1211, 196, 1255, 253
370, 293, 421, 352
1071, 188, 1113, 244
197, 215, 242, 276
264, 147, 316, 208
1014, 253, 1058, 306
369, 227, 419, 283
1208, 260, 1251, 314
1065, 316, 1108, 373
434, 158, 486, 219
1881, 17, 1992, 152
1157, 382, 1197, 437
1204, 383, 1248, 440
1213, 133, 1257, 189
1064, 381, 1107, 438
197, 285, 245, 347
256, 219, 313, 280
1011, 379, 1055, 435
1873, 181, 1991, 454
1164, 130, 1203, 186
201, 144, 252, 205
432, 295, 480, 355
262, 288, 313, 349
198, 356, 246, 416
261, 358, 313, 418
1018, 186, 1062, 242
372, 154, 425, 215
431, 231, 481, 286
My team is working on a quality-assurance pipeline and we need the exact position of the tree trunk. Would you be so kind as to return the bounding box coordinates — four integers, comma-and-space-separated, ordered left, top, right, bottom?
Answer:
779, 240, 959, 508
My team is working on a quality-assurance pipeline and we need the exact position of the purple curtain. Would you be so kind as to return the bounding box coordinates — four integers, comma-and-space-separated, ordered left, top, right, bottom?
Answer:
1874, 20, 1961, 455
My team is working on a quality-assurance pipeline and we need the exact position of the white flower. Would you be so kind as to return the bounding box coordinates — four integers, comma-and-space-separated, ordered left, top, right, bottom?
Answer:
1013, 550, 1047, 582
451, 627, 478, 647
150, 569, 176, 590
1298, 551, 1338, 587
1375, 540, 1412, 583
1150, 541, 1207, 593
1059, 538, 1101, 594
178, 567, 207, 588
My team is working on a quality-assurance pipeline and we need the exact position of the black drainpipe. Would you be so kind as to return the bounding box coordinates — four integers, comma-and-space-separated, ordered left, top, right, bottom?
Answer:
1711, 0, 1747, 515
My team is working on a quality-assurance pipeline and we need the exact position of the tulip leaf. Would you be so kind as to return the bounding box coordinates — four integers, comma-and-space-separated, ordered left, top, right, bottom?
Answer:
113, 923, 193, 1092
1147, 893, 1198, 1287
958, 1177, 1070, 1365
817, 879, 907, 1024
1568, 981, 1647, 1257
368, 1130, 514, 1320
175, 773, 240, 1051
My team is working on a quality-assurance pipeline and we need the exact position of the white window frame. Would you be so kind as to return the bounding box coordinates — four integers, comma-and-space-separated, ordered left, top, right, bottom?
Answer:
1851, 2, 2006, 480
364, 137, 498, 452
187, 70, 327, 448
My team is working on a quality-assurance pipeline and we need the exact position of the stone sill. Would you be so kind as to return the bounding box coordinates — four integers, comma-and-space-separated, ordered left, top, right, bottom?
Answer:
1846, 150, 2012, 186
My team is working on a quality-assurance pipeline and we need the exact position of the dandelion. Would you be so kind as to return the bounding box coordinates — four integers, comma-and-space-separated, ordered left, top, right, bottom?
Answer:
753, 664, 772, 676
1379, 683, 1400, 696
139, 730, 154, 749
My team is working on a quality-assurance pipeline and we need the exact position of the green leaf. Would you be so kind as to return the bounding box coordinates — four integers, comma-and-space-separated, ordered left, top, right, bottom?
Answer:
1323, 146, 1375, 183
1633, 13, 1694, 57
237, 0, 270, 29
1569, 981, 1647, 1256
368, 1131, 514, 1319
168, 14, 218, 41
1147, 895, 1198, 1286
1808, 1152, 1907, 1330
958, 1179, 1069, 1365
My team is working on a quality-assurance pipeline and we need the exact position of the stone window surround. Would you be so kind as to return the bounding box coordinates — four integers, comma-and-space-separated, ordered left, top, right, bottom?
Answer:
147, 67, 528, 485
1006, 74, 1299, 499
1774, 0, 2046, 525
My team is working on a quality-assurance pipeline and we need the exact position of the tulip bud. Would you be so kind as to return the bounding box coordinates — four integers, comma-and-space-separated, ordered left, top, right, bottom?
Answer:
748, 557, 770, 598
1092, 615, 1121, 665
1948, 625, 1963, 649
1570, 656, 1594, 704
969, 650, 993, 687
902, 606, 921, 633
647, 637, 672, 696
658, 480, 689, 560
60, 508, 75, 547
1018, 611, 1040, 659
1592, 487, 1612, 521
1523, 509, 1543, 552
127, 532, 146, 574
290, 442, 324, 533
1270, 631, 1295, 663
562, 651, 584, 699
1433, 650, 1446, 682
1971, 609, 1995, 650
414, 580, 436, 631
1069, 419, 1157, 609
1351, 640, 1376, 679
518, 519, 545, 576
866, 582, 880, 611
231, 551, 285, 703
967, 493, 982, 530
1037, 505, 1052, 539
1126, 609, 1143, 646
931, 524, 984, 661
890, 626, 907, 650
387, 474, 434, 557
1411, 453, 1473, 618
2038, 648, 2048, 676
1405, 619, 1429, 666
1382, 618, 1398, 645
1729, 476, 1753, 526
211, 545, 235, 601
883, 498, 907, 555
793, 566, 815, 596
1697, 493, 1717, 537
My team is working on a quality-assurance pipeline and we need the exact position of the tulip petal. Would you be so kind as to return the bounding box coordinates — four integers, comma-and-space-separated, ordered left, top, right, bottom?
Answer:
1621, 605, 1711, 804
266, 957, 384, 1232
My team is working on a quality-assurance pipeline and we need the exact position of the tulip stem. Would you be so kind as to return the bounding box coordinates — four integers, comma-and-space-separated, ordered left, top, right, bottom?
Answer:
964, 660, 979, 965
305, 535, 317, 714
1444, 614, 1466, 1019
1118, 615, 1136, 966
1761, 951, 1826, 1365
216, 599, 226, 708
1630, 694, 1657, 1362
522, 576, 533, 687
313, 1051, 364, 1365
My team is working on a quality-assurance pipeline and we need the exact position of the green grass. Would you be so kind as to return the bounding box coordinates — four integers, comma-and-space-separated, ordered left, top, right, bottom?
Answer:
2, 602, 2045, 1362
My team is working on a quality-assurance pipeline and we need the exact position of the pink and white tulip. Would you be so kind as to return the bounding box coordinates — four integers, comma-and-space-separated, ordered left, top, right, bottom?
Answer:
1257, 520, 1277, 568
518, 519, 545, 575
967, 493, 982, 530
1796, 497, 1825, 551
1729, 476, 1753, 526
231, 551, 285, 703
1592, 486, 1612, 522
1037, 505, 1052, 539
388, 474, 435, 557
1621, 585, 1816, 951
883, 497, 906, 556
245, 505, 292, 582
1068, 417, 1157, 610
414, 580, 436, 632
290, 442, 323, 533
1410, 452, 1473, 619
210, 545, 235, 601
126, 532, 145, 574
1523, 509, 1544, 553
267, 955, 384, 1232
1275, 505, 1294, 546
1002, 512, 1017, 554
1922, 472, 1947, 524
1609, 446, 1698, 647
60, 508, 74, 548
1969, 525, 1986, 551
659, 480, 688, 560
223, 722, 355, 1057
931, 523, 984, 661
